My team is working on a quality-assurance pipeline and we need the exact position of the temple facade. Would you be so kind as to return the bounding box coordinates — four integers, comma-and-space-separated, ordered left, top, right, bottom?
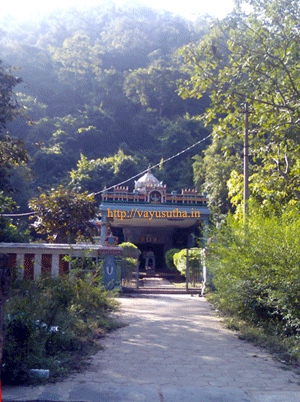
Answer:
100, 170, 210, 271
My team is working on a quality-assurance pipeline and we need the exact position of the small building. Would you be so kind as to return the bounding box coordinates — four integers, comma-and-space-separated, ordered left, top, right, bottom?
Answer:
100, 170, 210, 272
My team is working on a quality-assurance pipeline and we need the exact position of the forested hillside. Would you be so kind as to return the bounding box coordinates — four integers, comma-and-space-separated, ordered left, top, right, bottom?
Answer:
3, 0, 300, 370
0, 5, 211, 216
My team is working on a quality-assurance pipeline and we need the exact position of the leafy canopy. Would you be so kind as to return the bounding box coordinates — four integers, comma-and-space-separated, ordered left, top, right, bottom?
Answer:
29, 186, 98, 243
179, 0, 300, 207
0, 60, 30, 241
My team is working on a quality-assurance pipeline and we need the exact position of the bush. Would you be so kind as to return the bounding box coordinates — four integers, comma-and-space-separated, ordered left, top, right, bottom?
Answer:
2, 272, 119, 384
173, 248, 203, 286
119, 242, 140, 285
207, 210, 300, 337
164, 248, 180, 272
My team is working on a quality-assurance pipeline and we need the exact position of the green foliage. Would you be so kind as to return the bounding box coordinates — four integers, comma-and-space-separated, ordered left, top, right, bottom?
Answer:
69, 150, 139, 194
0, 61, 22, 130
49, 33, 102, 100
164, 248, 180, 272
29, 185, 98, 243
0, 212, 29, 242
16, 92, 48, 121
0, 135, 29, 193
208, 208, 300, 337
192, 134, 243, 218
149, 116, 209, 191
179, 0, 300, 209
2, 273, 119, 384
1, 6, 209, 201
0, 66, 31, 240
124, 63, 186, 117
119, 242, 140, 256
119, 242, 140, 285
173, 248, 203, 285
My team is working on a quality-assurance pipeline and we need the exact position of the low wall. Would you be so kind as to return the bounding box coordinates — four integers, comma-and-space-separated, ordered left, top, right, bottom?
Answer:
0, 243, 123, 290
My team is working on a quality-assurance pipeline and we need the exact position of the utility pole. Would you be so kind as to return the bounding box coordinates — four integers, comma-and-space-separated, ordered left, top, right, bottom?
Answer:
244, 102, 249, 219
186, 248, 189, 292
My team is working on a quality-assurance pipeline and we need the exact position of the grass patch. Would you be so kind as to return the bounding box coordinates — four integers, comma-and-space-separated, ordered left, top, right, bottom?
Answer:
206, 291, 300, 371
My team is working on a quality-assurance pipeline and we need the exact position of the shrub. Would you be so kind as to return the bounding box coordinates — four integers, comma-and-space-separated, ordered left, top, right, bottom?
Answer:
2, 272, 119, 384
207, 210, 300, 337
173, 248, 203, 286
119, 242, 140, 284
164, 248, 180, 272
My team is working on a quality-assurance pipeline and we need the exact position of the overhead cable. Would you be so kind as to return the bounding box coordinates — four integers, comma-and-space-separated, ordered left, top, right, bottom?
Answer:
1, 132, 212, 217
92, 132, 212, 196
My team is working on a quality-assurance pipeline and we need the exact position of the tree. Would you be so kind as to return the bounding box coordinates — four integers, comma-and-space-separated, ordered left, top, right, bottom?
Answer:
29, 186, 98, 243
124, 63, 186, 117
0, 60, 27, 376
0, 61, 30, 241
50, 34, 102, 105
178, 0, 300, 209
0, 61, 22, 130
0, 136, 29, 193
0, 62, 28, 192
192, 134, 243, 218
69, 150, 139, 194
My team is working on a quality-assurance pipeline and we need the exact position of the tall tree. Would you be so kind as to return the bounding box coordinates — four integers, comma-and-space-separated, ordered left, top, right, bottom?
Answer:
124, 63, 186, 117
29, 186, 98, 243
50, 34, 102, 105
0, 61, 29, 239
179, 0, 300, 208
0, 60, 27, 376
0, 61, 22, 130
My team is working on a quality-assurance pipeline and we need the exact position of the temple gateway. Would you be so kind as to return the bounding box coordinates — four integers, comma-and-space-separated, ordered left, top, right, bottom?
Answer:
100, 170, 210, 272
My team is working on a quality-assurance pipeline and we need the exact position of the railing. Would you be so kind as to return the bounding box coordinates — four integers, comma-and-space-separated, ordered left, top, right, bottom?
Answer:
102, 193, 208, 206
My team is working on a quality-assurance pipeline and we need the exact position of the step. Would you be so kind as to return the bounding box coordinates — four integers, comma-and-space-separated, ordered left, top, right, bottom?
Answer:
122, 287, 202, 295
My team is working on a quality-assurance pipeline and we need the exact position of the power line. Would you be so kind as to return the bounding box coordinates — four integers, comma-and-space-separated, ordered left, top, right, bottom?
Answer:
1, 132, 212, 217
92, 133, 213, 196
0, 212, 36, 217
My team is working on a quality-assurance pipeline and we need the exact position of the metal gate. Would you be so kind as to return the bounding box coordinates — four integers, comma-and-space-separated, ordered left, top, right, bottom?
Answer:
121, 248, 207, 295
185, 248, 207, 296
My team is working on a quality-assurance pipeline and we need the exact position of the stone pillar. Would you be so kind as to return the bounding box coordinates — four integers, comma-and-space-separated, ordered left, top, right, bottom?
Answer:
16, 253, 24, 279
52, 254, 60, 277
34, 253, 42, 278
101, 213, 107, 245
103, 255, 116, 290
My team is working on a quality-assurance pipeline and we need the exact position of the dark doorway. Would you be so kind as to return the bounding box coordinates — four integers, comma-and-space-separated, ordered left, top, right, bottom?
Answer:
172, 228, 189, 249
136, 243, 165, 272
112, 227, 124, 243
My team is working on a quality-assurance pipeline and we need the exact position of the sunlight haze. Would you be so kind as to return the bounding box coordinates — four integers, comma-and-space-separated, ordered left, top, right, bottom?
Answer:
1, 0, 235, 21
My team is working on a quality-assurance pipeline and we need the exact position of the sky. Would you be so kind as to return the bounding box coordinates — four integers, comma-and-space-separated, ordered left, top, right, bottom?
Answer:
1, 0, 236, 21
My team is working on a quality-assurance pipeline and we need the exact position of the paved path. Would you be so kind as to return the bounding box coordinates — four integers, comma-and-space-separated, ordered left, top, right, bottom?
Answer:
3, 295, 300, 402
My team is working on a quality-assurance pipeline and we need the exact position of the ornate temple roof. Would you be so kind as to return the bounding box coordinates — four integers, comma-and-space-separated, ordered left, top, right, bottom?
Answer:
134, 170, 162, 192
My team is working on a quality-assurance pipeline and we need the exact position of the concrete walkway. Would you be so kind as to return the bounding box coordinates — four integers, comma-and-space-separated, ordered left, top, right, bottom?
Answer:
3, 295, 300, 402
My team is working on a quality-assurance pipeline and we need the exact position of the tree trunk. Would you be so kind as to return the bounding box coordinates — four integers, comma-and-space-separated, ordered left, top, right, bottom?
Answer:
0, 254, 11, 378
